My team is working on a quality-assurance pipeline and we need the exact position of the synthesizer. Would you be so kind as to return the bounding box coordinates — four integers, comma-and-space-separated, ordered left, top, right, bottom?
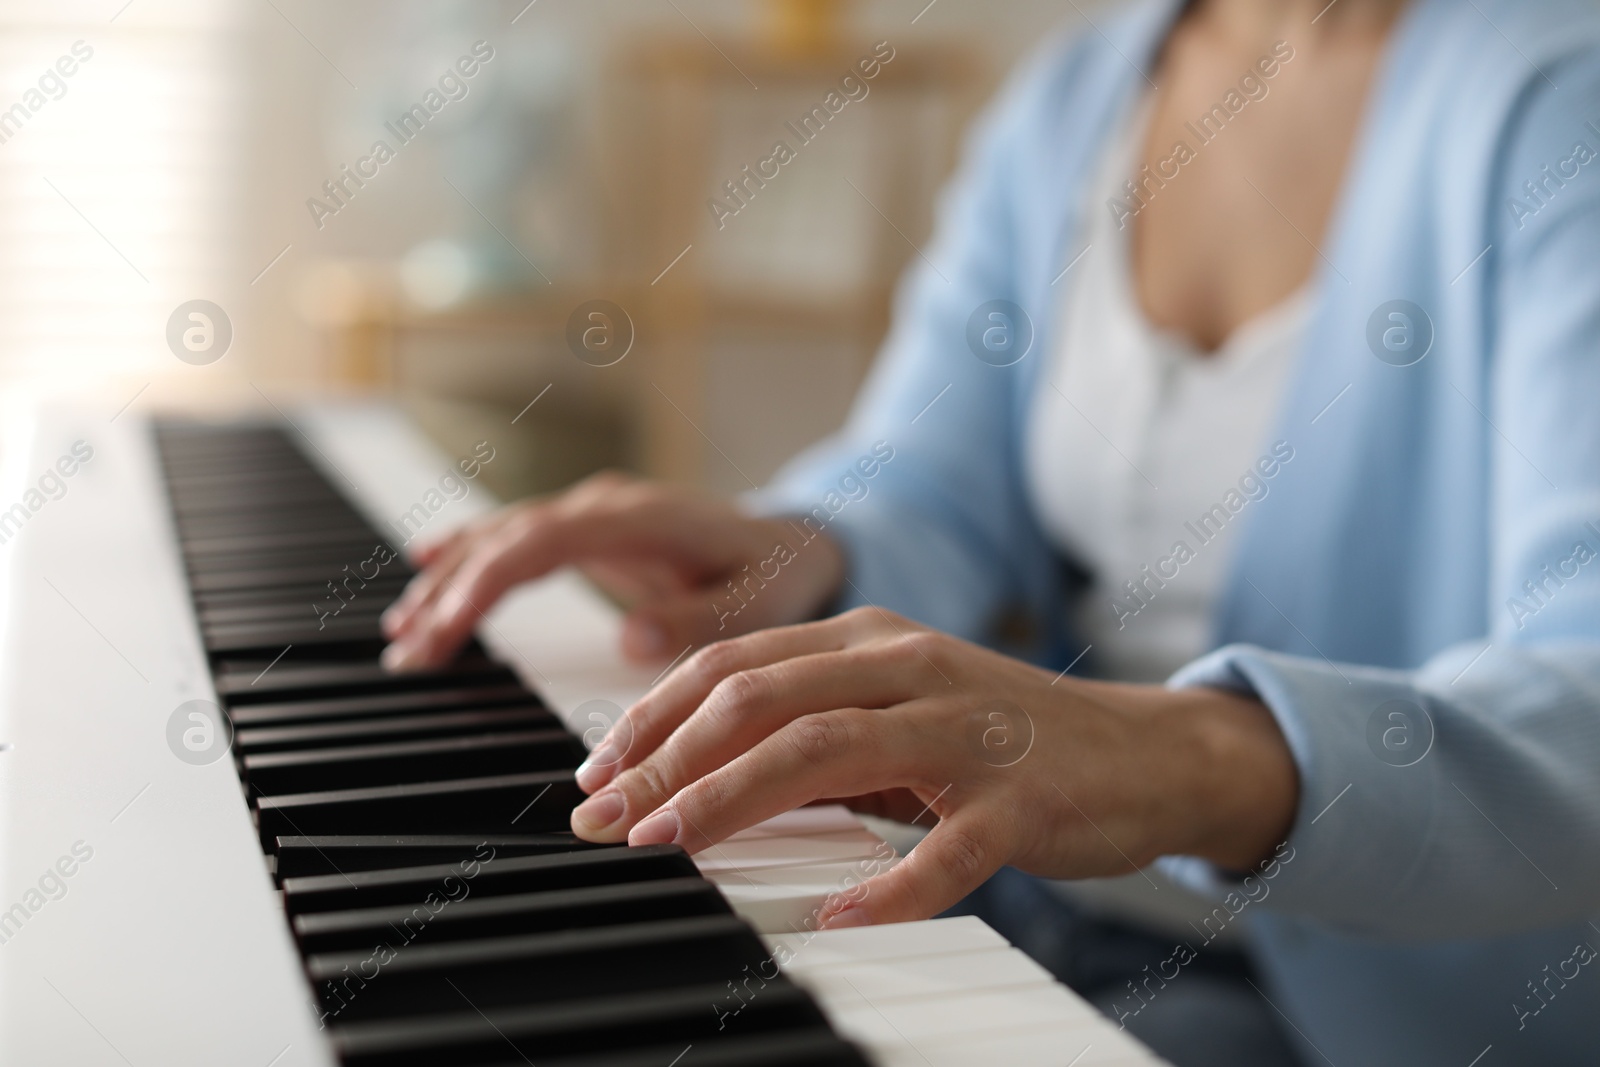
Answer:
0, 401, 1165, 1066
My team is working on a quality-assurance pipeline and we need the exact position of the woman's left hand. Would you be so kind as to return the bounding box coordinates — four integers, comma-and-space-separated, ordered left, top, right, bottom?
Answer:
569, 606, 1298, 928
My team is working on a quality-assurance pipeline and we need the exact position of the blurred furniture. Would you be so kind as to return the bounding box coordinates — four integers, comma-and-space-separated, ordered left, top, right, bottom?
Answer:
309, 7, 987, 495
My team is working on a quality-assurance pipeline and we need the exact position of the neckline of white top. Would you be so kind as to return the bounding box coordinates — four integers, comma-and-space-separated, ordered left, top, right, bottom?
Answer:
1024, 92, 1316, 684
1095, 94, 1315, 374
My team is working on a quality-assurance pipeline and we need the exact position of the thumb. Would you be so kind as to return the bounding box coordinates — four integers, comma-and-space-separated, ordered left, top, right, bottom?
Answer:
619, 589, 743, 663
817, 814, 1005, 928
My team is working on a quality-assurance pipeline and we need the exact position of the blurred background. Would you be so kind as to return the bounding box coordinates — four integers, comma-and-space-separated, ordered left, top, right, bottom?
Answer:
0, 0, 1092, 502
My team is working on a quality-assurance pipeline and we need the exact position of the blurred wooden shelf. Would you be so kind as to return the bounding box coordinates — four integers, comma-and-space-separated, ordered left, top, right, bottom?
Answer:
310, 25, 988, 489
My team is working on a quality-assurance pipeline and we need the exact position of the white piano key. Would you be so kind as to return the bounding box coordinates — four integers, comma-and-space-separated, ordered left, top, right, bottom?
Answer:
725, 804, 868, 838
827, 987, 1156, 1064
764, 914, 1008, 968
814, 978, 1103, 1035
786, 946, 1056, 1003
692, 828, 891, 874
706, 855, 901, 933
871, 1026, 1162, 1067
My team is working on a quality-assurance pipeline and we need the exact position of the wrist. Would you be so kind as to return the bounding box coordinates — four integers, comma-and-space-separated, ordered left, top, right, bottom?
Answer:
1149, 686, 1299, 870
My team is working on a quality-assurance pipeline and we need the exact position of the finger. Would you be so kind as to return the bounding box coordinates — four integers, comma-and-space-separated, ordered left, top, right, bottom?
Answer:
828, 788, 933, 824
584, 646, 922, 813
401, 469, 622, 596
385, 507, 648, 670
582, 556, 697, 605
617, 585, 761, 659
380, 511, 512, 637
409, 526, 467, 567
409, 494, 728, 665
817, 811, 1012, 928
381, 534, 477, 640
617, 595, 709, 663
382, 517, 548, 670
576, 616, 865, 793
583, 704, 931, 846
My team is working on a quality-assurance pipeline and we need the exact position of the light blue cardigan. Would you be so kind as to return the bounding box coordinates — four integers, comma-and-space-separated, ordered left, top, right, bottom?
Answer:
758, 0, 1600, 1062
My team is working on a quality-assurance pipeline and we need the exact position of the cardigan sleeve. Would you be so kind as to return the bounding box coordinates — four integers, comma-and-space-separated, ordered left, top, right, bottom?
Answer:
1161, 51, 1600, 939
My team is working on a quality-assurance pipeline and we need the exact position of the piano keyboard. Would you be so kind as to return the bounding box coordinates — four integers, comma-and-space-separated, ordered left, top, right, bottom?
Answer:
153, 418, 876, 1067
0, 403, 1164, 1066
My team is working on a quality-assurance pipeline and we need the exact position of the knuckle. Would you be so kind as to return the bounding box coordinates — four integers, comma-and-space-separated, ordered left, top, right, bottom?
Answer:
620, 758, 677, 810
899, 629, 949, 668
840, 605, 887, 637
689, 638, 744, 681
706, 669, 769, 722
504, 506, 547, 543
602, 707, 641, 759
935, 826, 989, 883
686, 770, 735, 821
787, 713, 859, 768
841, 605, 878, 625
464, 549, 518, 599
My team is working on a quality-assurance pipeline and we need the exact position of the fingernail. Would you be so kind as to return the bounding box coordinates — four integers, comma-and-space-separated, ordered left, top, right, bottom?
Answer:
821, 906, 871, 930
628, 807, 679, 847
379, 606, 408, 638
571, 789, 626, 835
575, 743, 617, 792
622, 617, 668, 659
380, 640, 421, 673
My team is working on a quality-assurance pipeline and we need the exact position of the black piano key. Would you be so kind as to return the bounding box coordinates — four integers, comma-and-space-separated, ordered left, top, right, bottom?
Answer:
217, 658, 518, 704
254, 769, 583, 852
184, 536, 399, 567
162, 455, 310, 473
201, 598, 390, 626
184, 551, 407, 581
203, 614, 387, 653
511, 1033, 871, 1067
181, 527, 404, 557
173, 513, 372, 537
195, 583, 406, 612
291, 875, 725, 952
162, 440, 319, 459
186, 565, 404, 591
194, 579, 409, 615
227, 685, 537, 728
169, 492, 351, 519
308, 914, 765, 1021
166, 471, 344, 491
279, 844, 694, 915
160, 457, 311, 479
273, 833, 603, 879
172, 502, 356, 524
164, 461, 322, 482
240, 729, 583, 794
332, 983, 837, 1067
188, 564, 404, 594
203, 604, 390, 639
234, 707, 557, 755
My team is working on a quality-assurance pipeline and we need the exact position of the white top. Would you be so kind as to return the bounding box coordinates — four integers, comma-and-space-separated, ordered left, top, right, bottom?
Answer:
1024, 103, 1311, 683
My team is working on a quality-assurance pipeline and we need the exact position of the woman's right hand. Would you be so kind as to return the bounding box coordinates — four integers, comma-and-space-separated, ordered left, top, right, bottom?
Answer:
379, 471, 845, 671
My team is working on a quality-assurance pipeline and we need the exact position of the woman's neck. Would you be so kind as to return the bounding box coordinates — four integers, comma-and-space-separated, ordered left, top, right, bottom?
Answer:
1189, 0, 1408, 43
